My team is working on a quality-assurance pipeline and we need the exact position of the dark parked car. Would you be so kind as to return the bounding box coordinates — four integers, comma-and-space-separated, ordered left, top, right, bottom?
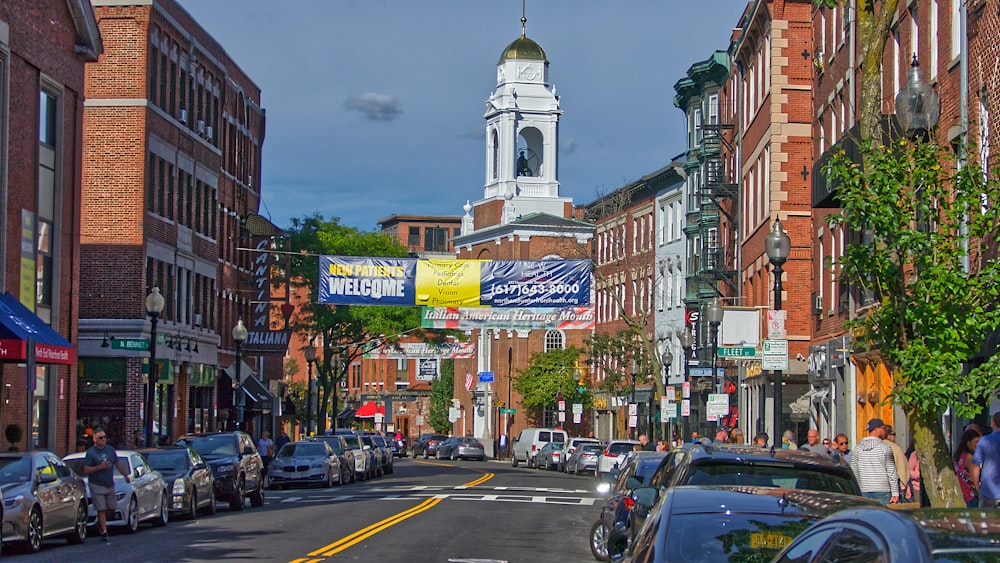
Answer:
590, 451, 667, 561
175, 432, 265, 511
607, 486, 879, 562
370, 434, 395, 473
773, 506, 1000, 562
411, 433, 449, 459
0, 451, 88, 553
307, 435, 356, 484
141, 446, 216, 520
436, 437, 486, 461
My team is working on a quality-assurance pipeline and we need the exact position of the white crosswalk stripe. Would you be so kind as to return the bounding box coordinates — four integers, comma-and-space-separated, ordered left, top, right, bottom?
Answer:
266, 486, 598, 506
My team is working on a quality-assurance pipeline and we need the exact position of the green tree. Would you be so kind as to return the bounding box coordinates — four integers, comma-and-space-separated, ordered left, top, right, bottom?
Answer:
825, 138, 1000, 507
285, 214, 423, 433
428, 359, 454, 432
512, 347, 589, 423
588, 330, 650, 397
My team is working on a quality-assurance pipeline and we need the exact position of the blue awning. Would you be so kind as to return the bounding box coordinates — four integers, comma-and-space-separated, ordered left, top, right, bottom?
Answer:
0, 292, 76, 365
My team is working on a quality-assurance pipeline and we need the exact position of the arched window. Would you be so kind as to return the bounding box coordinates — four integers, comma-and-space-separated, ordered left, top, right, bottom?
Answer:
544, 330, 565, 352
491, 130, 499, 179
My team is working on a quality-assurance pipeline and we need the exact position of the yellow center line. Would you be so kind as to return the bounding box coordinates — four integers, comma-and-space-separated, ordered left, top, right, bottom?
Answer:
460, 472, 494, 487
306, 496, 444, 558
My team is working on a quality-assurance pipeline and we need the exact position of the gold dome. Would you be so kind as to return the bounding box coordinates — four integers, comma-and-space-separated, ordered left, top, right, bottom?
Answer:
498, 35, 547, 64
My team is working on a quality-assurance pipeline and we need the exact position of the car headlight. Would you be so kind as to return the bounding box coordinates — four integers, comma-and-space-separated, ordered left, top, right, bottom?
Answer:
215, 463, 237, 475
172, 480, 187, 494
311, 463, 325, 469
3, 494, 23, 509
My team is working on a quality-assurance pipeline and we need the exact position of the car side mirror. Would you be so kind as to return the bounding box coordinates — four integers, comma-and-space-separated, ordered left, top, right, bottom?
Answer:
626, 476, 642, 490
243, 446, 254, 455
37, 471, 58, 484
134, 466, 145, 478
194, 462, 206, 470
631, 486, 658, 508
607, 522, 630, 561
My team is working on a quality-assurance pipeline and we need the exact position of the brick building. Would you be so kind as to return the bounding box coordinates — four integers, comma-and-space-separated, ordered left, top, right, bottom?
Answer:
79, 0, 266, 446
0, 1, 101, 455
378, 214, 461, 258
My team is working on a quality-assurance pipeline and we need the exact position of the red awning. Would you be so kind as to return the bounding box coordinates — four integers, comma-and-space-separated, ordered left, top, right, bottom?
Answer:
354, 401, 385, 418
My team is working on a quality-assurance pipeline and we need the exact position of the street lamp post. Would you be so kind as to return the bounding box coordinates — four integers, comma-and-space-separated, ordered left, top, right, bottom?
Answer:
677, 328, 694, 442
629, 361, 638, 439
304, 341, 316, 436
765, 219, 791, 440
660, 345, 674, 443
705, 298, 725, 395
895, 56, 941, 139
232, 319, 248, 430
144, 287, 165, 448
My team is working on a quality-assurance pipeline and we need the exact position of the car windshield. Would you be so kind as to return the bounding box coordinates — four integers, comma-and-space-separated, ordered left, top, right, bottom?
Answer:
179, 435, 238, 457
581, 445, 603, 454
361, 436, 374, 446
317, 439, 343, 454
459, 438, 480, 445
683, 462, 859, 495
342, 436, 361, 450
279, 444, 326, 457
658, 512, 820, 562
608, 442, 636, 455
0, 456, 32, 483
64, 455, 129, 477
145, 451, 189, 471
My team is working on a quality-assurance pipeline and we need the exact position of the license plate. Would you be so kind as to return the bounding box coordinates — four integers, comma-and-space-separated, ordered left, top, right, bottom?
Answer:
750, 532, 792, 549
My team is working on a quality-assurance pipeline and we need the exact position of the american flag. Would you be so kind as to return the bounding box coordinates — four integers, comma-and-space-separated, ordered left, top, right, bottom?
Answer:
465, 371, 474, 391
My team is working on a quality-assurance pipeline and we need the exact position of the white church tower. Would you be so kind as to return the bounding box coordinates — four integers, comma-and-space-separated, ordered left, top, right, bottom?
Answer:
480, 15, 569, 223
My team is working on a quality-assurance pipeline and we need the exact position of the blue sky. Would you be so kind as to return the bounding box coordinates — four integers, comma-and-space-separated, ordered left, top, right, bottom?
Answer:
177, 1, 750, 231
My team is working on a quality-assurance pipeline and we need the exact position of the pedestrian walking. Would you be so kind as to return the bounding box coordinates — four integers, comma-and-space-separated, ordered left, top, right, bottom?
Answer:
969, 412, 1000, 509
82, 429, 131, 542
800, 429, 830, 456
955, 428, 982, 508
849, 418, 899, 505
638, 434, 656, 451
258, 431, 274, 476
834, 433, 852, 463
275, 428, 291, 452
883, 425, 912, 502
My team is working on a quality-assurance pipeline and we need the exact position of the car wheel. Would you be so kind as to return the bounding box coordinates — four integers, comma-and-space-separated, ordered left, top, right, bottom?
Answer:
153, 492, 169, 527
590, 520, 611, 561
325, 470, 334, 488
249, 481, 265, 507
25, 506, 43, 553
450, 451, 457, 461
187, 488, 199, 520
230, 478, 245, 511
423, 449, 429, 459
511, 455, 519, 468
124, 496, 139, 533
203, 489, 217, 515
66, 501, 87, 544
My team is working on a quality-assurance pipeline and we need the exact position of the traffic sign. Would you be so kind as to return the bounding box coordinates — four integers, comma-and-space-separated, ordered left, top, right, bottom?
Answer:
572, 403, 583, 414
111, 338, 149, 351
688, 367, 725, 377
717, 346, 757, 358
762, 339, 789, 370
479, 371, 494, 383
499, 407, 516, 414
493, 400, 504, 407
707, 393, 730, 418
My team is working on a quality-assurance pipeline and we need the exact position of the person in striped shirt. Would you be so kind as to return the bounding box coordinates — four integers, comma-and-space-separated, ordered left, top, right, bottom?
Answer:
849, 418, 900, 505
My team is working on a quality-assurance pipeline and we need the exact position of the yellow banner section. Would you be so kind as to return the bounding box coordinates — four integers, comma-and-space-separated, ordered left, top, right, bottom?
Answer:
414, 260, 484, 307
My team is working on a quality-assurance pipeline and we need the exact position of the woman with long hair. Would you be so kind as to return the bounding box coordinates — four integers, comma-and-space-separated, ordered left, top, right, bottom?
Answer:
954, 428, 982, 508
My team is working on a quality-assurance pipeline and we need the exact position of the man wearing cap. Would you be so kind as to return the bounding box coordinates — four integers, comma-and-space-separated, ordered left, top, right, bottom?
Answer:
849, 418, 899, 505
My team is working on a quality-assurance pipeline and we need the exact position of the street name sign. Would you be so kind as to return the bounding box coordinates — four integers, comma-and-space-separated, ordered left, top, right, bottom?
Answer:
499, 407, 516, 414
479, 371, 494, 383
112, 338, 149, 351
717, 346, 757, 358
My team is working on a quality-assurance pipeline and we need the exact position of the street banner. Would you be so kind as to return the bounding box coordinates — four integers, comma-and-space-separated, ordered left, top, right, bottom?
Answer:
364, 341, 475, 359
318, 256, 591, 308
420, 306, 595, 330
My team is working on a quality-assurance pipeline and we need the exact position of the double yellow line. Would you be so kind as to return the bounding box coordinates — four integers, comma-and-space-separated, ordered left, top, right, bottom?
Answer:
300, 496, 444, 559
461, 472, 494, 487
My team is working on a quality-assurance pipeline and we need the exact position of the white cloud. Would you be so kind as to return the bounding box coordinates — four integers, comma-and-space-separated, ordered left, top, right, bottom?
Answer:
344, 92, 403, 122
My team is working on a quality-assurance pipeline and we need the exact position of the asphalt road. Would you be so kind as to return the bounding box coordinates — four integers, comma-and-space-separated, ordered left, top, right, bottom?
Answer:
7, 457, 603, 562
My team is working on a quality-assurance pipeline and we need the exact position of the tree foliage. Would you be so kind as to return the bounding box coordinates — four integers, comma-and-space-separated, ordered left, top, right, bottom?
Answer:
429, 359, 455, 433
587, 330, 652, 396
512, 347, 590, 420
825, 138, 1000, 507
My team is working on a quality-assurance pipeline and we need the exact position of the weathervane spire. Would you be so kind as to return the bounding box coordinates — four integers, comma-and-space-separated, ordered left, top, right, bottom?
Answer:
521, 0, 527, 37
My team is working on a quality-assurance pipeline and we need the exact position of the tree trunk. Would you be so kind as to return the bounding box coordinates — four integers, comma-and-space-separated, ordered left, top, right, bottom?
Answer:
907, 407, 964, 508
856, 0, 898, 140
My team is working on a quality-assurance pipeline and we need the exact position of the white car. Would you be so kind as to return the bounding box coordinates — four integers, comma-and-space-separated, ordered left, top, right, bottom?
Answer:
596, 440, 640, 477
63, 450, 169, 533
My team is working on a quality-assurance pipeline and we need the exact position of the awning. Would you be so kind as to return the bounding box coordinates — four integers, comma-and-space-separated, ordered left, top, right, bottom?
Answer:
354, 401, 385, 418
336, 408, 356, 420
240, 375, 274, 405
0, 292, 76, 365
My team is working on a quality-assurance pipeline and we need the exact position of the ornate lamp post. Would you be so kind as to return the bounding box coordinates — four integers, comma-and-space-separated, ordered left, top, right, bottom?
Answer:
628, 360, 638, 439
659, 344, 673, 442
144, 287, 165, 447
232, 319, 248, 430
765, 219, 791, 439
677, 327, 694, 442
895, 56, 941, 138
705, 298, 724, 395
304, 340, 316, 436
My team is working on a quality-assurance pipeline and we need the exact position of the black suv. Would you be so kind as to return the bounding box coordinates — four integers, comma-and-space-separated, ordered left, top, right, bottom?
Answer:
411, 433, 449, 459
176, 431, 265, 511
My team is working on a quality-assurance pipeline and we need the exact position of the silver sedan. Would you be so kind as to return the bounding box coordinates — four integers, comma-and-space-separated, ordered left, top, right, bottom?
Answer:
63, 450, 169, 533
268, 441, 342, 489
0, 451, 88, 553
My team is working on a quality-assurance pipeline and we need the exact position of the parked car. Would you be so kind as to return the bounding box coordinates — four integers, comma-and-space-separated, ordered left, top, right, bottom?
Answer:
562, 438, 601, 473
175, 431, 265, 511
307, 435, 356, 484
330, 430, 373, 481
606, 486, 879, 562
268, 441, 341, 489
534, 441, 567, 470
411, 433, 449, 459
567, 443, 603, 475
0, 451, 88, 552
510, 428, 568, 467
590, 451, 667, 560
436, 437, 486, 461
773, 506, 1000, 562
359, 434, 387, 477
597, 440, 640, 477
140, 446, 216, 520
369, 434, 395, 474
64, 450, 169, 533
